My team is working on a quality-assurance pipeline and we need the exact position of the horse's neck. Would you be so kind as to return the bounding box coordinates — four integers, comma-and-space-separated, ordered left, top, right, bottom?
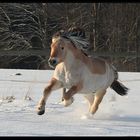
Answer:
64, 50, 82, 70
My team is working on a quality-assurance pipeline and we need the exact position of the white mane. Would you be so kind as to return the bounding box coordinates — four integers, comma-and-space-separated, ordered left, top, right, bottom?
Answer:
68, 36, 89, 51
52, 30, 90, 52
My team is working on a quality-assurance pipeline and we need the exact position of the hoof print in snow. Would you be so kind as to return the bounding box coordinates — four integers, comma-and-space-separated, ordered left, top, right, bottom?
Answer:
15, 73, 22, 76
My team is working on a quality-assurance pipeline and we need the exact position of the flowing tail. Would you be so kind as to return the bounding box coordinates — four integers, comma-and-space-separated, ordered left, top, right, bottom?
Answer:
110, 80, 129, 96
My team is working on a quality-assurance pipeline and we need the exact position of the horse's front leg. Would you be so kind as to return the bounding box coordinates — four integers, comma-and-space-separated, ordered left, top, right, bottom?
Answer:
61, 88, 66, 102
62, 83, 83, 107
36, 78, 62, 115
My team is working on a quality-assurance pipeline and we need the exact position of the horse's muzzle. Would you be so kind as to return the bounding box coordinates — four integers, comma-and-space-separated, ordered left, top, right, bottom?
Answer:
48, 58, 57, 68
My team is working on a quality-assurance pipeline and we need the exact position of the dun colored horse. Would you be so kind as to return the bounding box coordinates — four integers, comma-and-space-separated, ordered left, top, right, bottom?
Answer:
36, 27, 128, 116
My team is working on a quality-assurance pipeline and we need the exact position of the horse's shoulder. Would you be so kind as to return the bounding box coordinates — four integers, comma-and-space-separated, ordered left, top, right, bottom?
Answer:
53, 62, 65, 81
54, 62, 65, 72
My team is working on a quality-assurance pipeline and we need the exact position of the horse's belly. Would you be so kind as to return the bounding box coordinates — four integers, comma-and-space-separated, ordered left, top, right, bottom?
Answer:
79, 64, 115, 94
80, 75, 107, 93
63, 74, 109, 94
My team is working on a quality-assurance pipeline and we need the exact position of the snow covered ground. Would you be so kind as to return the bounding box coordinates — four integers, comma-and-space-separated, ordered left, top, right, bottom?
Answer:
0, 69, 140, 136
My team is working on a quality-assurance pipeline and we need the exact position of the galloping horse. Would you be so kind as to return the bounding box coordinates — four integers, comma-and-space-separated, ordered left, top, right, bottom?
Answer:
36, 27, 128, 115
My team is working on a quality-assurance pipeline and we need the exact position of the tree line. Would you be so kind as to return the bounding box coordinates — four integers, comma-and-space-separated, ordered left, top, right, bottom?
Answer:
0, 3, 139, 71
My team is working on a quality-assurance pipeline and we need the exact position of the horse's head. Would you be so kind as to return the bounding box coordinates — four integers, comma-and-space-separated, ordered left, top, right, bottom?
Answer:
48, 34, 71, 68
48, 28, 89, 68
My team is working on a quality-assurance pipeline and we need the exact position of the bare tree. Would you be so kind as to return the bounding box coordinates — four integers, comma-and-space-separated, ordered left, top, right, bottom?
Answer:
0, 3, 140, 71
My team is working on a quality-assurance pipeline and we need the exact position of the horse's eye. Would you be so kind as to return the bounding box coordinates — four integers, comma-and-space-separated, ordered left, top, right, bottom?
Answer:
61, 47, 64, 50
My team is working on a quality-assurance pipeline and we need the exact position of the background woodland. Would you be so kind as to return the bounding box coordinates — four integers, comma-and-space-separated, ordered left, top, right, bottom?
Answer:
0, 3, 140, 71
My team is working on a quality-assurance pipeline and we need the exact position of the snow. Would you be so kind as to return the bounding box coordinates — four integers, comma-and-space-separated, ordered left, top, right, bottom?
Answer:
0, 69, 140, 136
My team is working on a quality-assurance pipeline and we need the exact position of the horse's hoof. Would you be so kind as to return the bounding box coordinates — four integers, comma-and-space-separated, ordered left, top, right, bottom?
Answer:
63, 97, 74, 107
37, 110, 45, 115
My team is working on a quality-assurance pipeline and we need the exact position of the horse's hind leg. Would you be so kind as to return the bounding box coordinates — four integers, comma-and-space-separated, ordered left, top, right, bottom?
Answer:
84, 94, 95, 111
90, 89, 106, 115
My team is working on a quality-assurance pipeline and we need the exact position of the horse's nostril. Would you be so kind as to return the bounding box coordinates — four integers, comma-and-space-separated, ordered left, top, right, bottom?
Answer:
48, 58, 57, 66
52, 59, 56, 65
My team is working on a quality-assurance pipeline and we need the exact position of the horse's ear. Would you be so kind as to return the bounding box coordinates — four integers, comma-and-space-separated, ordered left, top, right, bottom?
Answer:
52, 31, 60, 39
52, 38, 56, 43
52, 30, 67, 43
52, 31, 61, 43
